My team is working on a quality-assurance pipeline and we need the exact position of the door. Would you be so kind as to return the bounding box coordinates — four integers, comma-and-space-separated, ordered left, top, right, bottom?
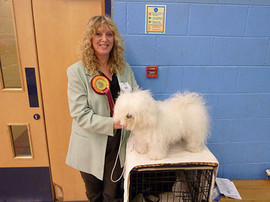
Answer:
31, 0, 103, 201
0, 0, 53, 201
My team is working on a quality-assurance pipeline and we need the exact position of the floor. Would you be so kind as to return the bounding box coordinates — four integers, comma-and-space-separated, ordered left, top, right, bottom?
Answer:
218, 180, 270, 202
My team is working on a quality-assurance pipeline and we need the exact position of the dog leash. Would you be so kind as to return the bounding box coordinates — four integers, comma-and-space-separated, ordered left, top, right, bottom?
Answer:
110, 125, 125, 183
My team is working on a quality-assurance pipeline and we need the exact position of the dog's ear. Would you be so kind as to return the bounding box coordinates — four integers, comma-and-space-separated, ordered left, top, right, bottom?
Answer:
132, 111, 144, 129
133, 105, 157, 128
132, 91, 157, 128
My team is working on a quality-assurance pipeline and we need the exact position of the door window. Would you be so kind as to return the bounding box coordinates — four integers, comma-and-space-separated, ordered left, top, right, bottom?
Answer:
9, 124, 32, 158
0, 0, 22, 89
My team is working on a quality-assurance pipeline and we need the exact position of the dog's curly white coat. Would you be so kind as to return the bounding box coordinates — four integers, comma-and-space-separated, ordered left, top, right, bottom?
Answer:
113, 90, 210, 160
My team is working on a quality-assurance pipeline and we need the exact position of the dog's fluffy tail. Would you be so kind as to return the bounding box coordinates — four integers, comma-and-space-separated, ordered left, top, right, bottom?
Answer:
169, 92, 210, 143
171, 92, 206, 106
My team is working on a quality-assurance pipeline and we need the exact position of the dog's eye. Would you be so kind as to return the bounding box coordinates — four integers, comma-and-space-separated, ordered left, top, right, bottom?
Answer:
126, 113, 132, 119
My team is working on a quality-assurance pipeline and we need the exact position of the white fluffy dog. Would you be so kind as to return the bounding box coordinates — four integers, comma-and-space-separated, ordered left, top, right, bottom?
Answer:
113, 90, 210, 160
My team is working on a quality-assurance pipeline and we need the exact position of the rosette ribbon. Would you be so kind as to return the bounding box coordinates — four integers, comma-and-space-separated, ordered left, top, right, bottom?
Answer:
91, 75, 114, 117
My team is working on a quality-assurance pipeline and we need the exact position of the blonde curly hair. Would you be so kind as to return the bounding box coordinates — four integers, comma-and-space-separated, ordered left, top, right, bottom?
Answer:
80, 15, 125, 75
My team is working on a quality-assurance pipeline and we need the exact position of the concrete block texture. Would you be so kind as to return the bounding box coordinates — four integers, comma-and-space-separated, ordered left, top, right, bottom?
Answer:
113, 1, 270, 180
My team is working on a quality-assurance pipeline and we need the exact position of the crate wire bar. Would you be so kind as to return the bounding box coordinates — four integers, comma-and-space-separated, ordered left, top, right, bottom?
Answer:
129, 166, 214, 202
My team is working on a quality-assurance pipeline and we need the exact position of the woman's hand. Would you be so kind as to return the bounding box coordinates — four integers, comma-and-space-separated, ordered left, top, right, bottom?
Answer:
113, 121, 126, 129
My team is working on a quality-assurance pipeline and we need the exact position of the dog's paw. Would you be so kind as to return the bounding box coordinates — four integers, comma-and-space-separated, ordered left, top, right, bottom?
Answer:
186, 145, 202, 153
135, 144, 148, 154
147, 151, 165, 160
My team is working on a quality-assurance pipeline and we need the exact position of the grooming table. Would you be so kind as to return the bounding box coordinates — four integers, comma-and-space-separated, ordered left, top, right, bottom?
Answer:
123, 137, 219, 202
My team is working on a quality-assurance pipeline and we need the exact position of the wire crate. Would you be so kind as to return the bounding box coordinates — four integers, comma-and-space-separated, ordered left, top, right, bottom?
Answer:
123, 140, 219, 202
129, 165, 215, 202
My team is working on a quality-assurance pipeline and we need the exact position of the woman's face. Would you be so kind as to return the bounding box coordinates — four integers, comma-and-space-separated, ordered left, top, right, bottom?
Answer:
92, 25, 114, 59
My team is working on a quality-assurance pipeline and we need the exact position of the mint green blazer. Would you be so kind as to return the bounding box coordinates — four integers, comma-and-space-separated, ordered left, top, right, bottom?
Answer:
66, 60, 138, 180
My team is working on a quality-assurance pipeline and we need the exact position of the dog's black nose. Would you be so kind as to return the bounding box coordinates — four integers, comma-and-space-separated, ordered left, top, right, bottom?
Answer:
126, 113, 132, 119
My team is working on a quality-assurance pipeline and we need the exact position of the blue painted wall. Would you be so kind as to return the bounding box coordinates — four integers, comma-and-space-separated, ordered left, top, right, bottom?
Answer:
113, 1, 270, 180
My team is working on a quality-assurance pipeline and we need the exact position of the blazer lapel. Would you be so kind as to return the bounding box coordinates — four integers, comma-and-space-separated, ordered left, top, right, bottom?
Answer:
84, 67, 99, 87
116, 69, 122, 85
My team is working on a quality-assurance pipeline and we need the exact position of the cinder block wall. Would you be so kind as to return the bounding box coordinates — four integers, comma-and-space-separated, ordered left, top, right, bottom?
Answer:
113, 0, 270, 180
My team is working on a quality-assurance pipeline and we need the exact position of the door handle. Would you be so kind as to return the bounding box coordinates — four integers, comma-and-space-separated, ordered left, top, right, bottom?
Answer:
33, 114, 40, 120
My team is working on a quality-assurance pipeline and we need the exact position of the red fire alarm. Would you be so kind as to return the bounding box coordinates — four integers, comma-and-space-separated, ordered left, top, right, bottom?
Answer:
146, 66, 158, 78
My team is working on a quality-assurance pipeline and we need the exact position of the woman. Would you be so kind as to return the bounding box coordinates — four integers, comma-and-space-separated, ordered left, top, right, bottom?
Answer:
66, 16, 138, 202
